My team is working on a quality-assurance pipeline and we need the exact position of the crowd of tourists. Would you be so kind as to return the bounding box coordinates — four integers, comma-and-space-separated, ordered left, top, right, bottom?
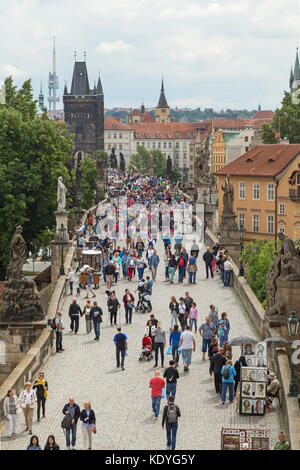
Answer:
2, 169, 287, 451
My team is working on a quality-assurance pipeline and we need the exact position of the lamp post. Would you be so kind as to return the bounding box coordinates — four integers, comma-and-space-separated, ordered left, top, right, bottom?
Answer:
287, 311, 300, 397
238, 224, 245, 277
59, 223, 66, 276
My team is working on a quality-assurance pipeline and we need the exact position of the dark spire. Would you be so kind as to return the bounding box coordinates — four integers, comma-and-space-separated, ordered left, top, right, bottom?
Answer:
290, 67, 294, 90
70, 61, 91, 95
64, 81, 68, 95
157, 77, 169, 108
96, 73, 103, 95
141, 101, 145, 114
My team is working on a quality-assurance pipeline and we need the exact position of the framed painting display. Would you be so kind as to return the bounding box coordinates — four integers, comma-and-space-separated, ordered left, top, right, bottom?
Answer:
221, 428, 270, 450
239, 367, 267, 416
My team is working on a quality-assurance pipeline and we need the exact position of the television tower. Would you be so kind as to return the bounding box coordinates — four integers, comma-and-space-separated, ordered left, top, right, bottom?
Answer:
48, 37, 59, 114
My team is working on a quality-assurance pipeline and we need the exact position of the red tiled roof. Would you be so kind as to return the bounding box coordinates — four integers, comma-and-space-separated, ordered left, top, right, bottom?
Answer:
212, 118, 249, 130
132, 121, 212, 139
104, 116, 133, 130
215, 144, 300, 177
252, 110, 274, 120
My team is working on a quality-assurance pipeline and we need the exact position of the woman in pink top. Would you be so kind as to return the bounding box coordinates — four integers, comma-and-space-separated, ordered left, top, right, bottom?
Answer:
188, 302, 199, 333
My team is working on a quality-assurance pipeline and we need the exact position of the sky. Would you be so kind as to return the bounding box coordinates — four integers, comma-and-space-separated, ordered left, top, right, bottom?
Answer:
0, 0, 300, 111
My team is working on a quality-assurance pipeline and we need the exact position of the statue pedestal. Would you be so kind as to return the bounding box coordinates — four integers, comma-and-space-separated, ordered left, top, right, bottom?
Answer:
220, 210, 239, 241
0, 279, 45, 323
54, 211, 69, 240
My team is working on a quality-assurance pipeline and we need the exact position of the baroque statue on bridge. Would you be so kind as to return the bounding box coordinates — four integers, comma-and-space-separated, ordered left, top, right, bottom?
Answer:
194, 137, 210, 186
265, 233, 300, 325
8, 226, 27, 281
57, 176, 67, 212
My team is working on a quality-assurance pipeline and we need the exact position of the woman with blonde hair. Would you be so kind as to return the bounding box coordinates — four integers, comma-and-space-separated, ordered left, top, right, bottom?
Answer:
80, 401, 96, 450
19, 382, 37, 435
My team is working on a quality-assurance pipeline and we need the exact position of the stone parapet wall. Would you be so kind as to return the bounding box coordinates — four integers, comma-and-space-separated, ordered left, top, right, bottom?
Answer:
204, 226, 300, 450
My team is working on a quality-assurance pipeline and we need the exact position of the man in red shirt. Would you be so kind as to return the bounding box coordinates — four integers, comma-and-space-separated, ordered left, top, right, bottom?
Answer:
149, 371, 165, 419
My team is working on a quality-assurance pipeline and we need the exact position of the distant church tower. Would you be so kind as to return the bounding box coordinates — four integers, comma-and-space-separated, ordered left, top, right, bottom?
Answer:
155, 78, 171, 123
290, 47, 300, 92
63, 54, 104, 155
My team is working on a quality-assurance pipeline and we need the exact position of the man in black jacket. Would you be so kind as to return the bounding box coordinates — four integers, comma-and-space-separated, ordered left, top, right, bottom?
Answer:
105, 261, 115, 290
162, 395, 181, 450
211, 348, 227, 396
90, 301, 103, 341
107, 291, 120, 326
62, 397, 81, 450
68, 299, 83, 334
203, 247, 214, 279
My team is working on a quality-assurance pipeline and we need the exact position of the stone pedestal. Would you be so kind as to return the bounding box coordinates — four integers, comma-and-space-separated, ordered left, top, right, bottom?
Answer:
0, 322, 47, 385
265, 278, 300, 327
0, 279, 45, 323
54, 211, 69, 239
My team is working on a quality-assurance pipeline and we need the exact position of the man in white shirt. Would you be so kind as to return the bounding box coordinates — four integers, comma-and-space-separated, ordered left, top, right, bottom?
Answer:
179, 325, 196, 372
224, 257, 233, 287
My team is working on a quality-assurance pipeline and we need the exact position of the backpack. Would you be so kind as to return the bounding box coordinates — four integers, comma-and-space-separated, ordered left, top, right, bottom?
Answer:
167, 404, 177, 423
49, 317, 57, 331
222, 366, 230, 380
61, 413, 73, 430
178, 257, 184, 267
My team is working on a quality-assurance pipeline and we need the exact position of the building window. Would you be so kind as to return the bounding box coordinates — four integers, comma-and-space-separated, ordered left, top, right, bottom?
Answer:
253, 183, 260, 200
238, 213, 245, 229
119, 144, 123, 150
239, 182, 245, 199
152, 142, 156, 148
107, 133, 111, 139
163, 142, 167, 149
176, 142, 179, 149
119, 133, 123, 139
113, 133, 117, 139
279, 203, 285, 215
252, 214, 259, 233
267, 215, 274, 234
267, 183, 274, 201
169, 142, 172, 148
158, 142, 161, 148
245, 136, 249, 142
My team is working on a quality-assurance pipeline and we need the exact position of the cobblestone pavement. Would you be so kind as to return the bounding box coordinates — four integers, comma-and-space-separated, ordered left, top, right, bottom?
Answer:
0, 239, 280, 450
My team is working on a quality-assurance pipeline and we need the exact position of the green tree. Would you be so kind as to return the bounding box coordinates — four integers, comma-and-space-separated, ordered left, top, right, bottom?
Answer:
240, 239, 279, 304
1, 76, 37, 121
262, 91, 300, 143
261, 123, 278, 144
80, 155, 97, 209
0, 106, 73, 279
129, 146, 167, 177
172, 165, 183, 182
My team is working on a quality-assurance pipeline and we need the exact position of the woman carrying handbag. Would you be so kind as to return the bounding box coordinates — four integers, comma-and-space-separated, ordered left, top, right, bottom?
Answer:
80, 402, 96, 450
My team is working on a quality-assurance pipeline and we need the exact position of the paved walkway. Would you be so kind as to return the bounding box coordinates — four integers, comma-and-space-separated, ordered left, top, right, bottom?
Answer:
0, 239, 280, 450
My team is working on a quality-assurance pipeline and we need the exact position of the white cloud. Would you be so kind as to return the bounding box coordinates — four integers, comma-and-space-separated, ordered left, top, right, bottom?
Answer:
0, 0, 298, 109
0, 64, 25, 78
96, 40, 132, 55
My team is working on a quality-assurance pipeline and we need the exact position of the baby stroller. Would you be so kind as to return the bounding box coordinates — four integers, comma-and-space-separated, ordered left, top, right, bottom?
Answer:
135, 281, 152, 313
139, 336, 153, 362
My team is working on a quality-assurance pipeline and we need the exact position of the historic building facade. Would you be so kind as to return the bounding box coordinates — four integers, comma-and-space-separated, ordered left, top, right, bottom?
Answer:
216, 144, 300, 241
63, 60, 104, 155
104, 117, 135, 166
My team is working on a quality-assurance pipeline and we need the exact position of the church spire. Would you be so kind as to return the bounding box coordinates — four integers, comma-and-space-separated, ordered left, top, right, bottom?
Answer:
157, 77, 169, 108
294, 47, 300, 81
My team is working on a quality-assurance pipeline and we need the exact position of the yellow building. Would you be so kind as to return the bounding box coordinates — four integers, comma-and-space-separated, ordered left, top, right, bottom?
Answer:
216, 144, 300, 242
213, 129, 226, 174
155, 79, 171, 123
